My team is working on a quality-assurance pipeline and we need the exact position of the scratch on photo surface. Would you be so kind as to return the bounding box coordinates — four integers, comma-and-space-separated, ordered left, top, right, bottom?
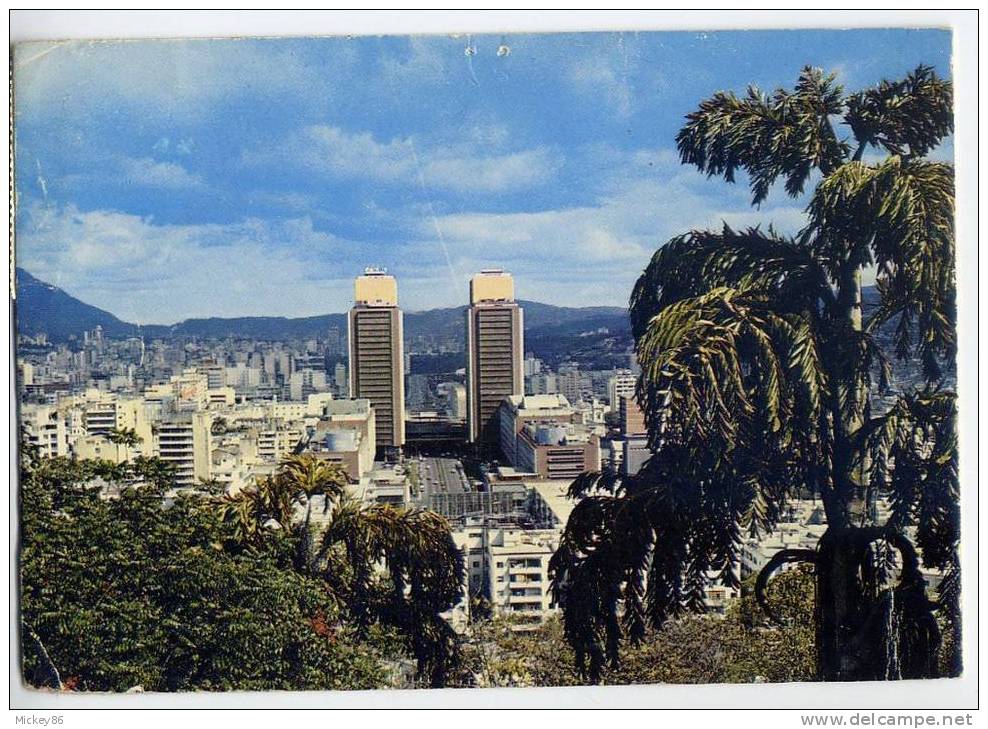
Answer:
463, 35, 480, 86
14, 41, 71, 69
409, 138, 462, 298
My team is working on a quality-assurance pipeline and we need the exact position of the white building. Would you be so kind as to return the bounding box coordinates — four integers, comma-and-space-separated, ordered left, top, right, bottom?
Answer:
20, 404, 68, 458
155, 412, 213, 487
487, 528, 560, 630
289, 368, 329, 401
607, 371, 637, 410
526, 373, 557, 396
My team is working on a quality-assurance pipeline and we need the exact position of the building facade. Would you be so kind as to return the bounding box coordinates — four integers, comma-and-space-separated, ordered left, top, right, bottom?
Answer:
155, 411, 213, 487
498, 394, 599, 481
466, 269, 524, 447
607, 371, 637, 409
348, 269, 405, 456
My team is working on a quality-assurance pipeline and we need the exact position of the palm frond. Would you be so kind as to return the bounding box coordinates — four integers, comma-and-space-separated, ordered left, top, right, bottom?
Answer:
807, 157, 955, 381
844, 65, 953, 159
630, 226, 832, 342
677, 66, 849, 204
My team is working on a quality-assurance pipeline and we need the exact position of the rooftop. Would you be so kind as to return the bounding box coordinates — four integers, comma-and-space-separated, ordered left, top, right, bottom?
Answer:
528, 480, 577, 525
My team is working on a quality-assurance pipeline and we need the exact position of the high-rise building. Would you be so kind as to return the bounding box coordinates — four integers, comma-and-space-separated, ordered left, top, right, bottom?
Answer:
466, 269, 524, 446
348, 268, 405, 455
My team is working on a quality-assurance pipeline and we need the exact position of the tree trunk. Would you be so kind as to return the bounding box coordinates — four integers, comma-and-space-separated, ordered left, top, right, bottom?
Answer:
814, 526, 941, 681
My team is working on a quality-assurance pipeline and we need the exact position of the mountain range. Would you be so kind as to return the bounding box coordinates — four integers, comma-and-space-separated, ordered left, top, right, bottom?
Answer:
13, 268, 632, 346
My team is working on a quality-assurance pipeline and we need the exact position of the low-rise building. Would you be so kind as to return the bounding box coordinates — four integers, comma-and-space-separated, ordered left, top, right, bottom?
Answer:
20, 404, 68, 458
255, 420, 304, 462
486, 528, 559, 630
498, 394, 599, 480
306, 399, 376, 481
513, 424, 599, 482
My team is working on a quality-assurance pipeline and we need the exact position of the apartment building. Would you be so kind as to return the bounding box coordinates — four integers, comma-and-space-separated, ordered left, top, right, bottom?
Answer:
20, 404, 68, 458
255, 420, 304, 462
155, 412, 213, 487
449, 518, 561, 632
486, 528, 560, 630
83, 397, 118, 437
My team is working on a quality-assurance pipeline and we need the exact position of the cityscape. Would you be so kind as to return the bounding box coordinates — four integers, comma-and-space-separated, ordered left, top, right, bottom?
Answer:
12, 23, 962, 703
14, 264, 951, 636
16, 266, 684, 630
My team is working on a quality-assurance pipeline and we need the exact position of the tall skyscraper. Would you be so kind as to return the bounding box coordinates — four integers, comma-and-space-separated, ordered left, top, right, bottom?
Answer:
348, 268, 405, 455
466, 269, 524, 446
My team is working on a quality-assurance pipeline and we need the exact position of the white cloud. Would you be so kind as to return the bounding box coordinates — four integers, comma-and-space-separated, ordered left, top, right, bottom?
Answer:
14, 38, 339, 122
118, 157, 205, 190
569, 54, 634, 118
417, 147, 810, 307
15, 203, 360, 323
55, 155, 208, 195
300, 126, 414, 182
420, 149, 561, 193
244, 125, 560, 193
15, 139, 819, 321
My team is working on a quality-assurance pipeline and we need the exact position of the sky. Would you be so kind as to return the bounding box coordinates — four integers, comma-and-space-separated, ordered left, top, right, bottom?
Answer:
13, 28, 952, 324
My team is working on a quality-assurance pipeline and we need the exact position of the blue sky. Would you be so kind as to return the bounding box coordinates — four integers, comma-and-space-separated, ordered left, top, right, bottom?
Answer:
14, 28, 951, 324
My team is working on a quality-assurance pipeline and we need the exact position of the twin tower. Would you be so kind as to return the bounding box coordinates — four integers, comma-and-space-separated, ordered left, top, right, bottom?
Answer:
348, 267, 524, 457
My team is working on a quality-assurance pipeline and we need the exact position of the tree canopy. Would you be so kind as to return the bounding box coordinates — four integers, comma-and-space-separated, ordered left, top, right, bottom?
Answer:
19, 455, 387, 691
458, 568, 815, 688
20, 450, 465, 691
550, 65, 958, 683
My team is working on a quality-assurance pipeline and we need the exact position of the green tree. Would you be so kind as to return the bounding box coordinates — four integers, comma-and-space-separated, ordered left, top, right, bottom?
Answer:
219, 455, 465, 687
19, 455, 387, 692
457, 568, 814, 687
550, 65, 957, 682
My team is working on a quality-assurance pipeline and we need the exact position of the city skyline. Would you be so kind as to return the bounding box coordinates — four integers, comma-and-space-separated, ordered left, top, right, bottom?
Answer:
14, 264, 627, 331
13, 29, 951, 324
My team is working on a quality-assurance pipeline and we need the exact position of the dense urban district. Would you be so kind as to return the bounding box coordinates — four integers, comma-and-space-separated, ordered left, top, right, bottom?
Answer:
16, 264, 955, 690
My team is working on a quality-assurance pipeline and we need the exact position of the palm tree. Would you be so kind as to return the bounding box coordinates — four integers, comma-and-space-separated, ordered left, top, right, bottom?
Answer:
217, 454, 348, 543
550, 65, 957, 683
278, 453, 349, 502
315, 499, 464, 687
106, 427, 142, 448
218, 454, 464, 686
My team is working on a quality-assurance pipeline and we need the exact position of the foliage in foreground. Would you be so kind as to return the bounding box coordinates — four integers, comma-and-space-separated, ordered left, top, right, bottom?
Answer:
459, 568, 816, 688
20, 455, 389, 691
218, 454, 465, 687
550, 64, 958, 683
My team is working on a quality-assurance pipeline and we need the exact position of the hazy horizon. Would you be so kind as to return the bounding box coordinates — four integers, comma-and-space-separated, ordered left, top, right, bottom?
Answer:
17, 265, 631, 328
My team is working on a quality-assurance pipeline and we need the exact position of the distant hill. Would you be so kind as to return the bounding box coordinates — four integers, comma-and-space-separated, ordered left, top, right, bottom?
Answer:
13, 268, 631, 347
15, 268, 139, 341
